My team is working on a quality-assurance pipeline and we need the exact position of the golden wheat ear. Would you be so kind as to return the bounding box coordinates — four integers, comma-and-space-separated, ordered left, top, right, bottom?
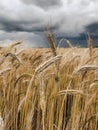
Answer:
87, 32, 93, 57
47, 31, 57, 56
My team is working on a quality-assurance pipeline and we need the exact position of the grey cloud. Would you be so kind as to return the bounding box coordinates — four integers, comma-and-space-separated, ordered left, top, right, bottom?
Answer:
67, 0, 97, 5
21, 0, 62, 9
0, 1, 60, 33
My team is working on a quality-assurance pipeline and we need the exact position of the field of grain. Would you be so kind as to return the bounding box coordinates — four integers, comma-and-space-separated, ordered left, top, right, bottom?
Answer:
0, 33, 98, 130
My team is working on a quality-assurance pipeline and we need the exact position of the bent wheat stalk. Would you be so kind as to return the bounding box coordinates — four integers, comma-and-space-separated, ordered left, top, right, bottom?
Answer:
53, 89, 89, 97
73, 65, 98, 74
35, 55, 62, 73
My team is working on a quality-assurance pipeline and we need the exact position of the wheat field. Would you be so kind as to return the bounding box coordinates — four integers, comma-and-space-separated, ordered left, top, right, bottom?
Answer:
0, 33, 98, 130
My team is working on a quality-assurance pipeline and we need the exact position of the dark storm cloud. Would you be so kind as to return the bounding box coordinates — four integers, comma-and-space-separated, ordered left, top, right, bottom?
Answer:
86, 22, 98, 33
21, 0, 62, 9
86, 22, 98, 37
0, 16, 59, 33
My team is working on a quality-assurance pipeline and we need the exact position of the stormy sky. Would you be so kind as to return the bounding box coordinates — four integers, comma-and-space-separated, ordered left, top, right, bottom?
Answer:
0, 0, 98, 47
